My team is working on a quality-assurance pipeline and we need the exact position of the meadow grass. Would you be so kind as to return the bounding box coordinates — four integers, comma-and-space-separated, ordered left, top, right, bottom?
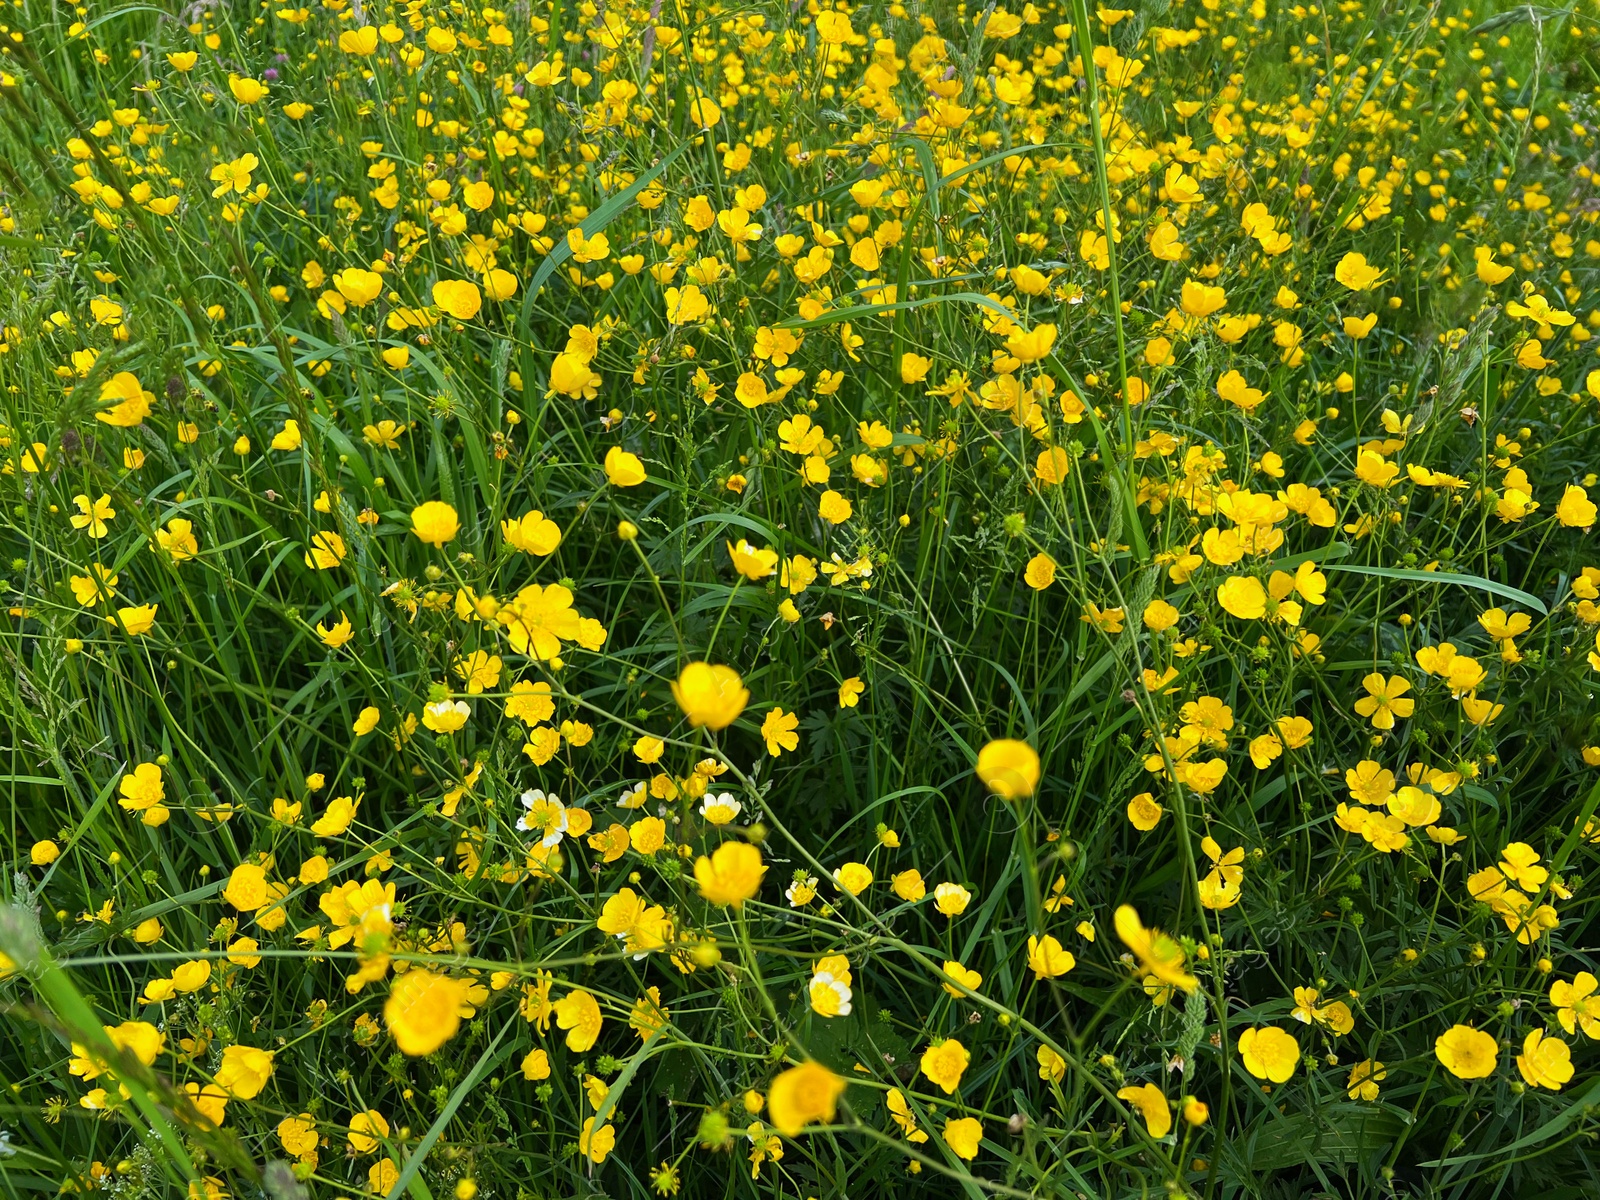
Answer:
3, 0, 1600, 1197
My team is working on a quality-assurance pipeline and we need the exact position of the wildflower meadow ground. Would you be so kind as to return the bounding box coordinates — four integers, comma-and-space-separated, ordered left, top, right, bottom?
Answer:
3, 0, 1600, 1197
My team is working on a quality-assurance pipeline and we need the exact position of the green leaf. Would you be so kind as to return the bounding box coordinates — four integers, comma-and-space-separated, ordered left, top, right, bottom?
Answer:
1321, 563, 1547, 615
383, 1018, 516, 1200
1468, 6, 1575, 36
0, 914, 210, 1191
310, 415, 376, 489
1421, 1067, 1600, 1167
36, 772, 120, 894
516, 139, 694, 336
1226, 1103, 1406, 1172
589, 1028, 671, 1131
82, 5, 167, 29
936, 140, 1084, 190
1046, 353, 1151, 562
776, 291, 1017, 331
895, 134, 942, 226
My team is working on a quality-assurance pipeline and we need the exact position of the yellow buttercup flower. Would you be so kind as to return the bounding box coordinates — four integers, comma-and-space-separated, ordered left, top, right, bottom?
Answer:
1237, 1026, 1299, 1083
919, 1038, 969, 1094
766, 1061, 844, 1136
1024, 553, 1056, 590
228, 75, 267, 104
1216, 575, 1266, 620
975, 738, 1040, 799
1334, 251, 1386, 291
1115, 905, 1198, 993
672, 662, 748, 730
339, 26, 378, 55
604, 446, 647, 487
386, 970, 469, 1056
941, 1116, 983, 1161
1353, 673, 1414, 730
410, 501, 459, 547
305, 531, 347, 570
814, 11, 854, 43
214, 1045, 275, 1098
70, 494, 115, 539
1435, 1024, 1498, 1080
693, 842, 765, 907
1557, 484, 1596, 529
317, 612, 354, 648
335, 267, 383, 305
1027, 934, 1076, 979
503, 510, 562, 555
431, 279, 482, 320
1117, 1083, 1172, 1138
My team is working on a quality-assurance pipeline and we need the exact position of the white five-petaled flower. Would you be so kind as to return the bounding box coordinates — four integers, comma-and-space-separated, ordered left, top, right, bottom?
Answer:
699, 792, 741, 825
517, 788, 568, 848
786, 875, 818, 907
810, 970, 852, 1016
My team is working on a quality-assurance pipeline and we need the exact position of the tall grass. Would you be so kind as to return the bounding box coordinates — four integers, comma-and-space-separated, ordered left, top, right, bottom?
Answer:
3, 0, 1600, 1197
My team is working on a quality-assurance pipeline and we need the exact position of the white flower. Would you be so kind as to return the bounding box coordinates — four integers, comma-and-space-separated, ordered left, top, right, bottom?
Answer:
809, 971, 852, 1017
699, 792, 741, 825
516, 788, 568, 847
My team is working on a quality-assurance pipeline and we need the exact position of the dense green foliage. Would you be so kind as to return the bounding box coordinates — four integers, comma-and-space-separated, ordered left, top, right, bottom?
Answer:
4, 1, 1600, 1198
